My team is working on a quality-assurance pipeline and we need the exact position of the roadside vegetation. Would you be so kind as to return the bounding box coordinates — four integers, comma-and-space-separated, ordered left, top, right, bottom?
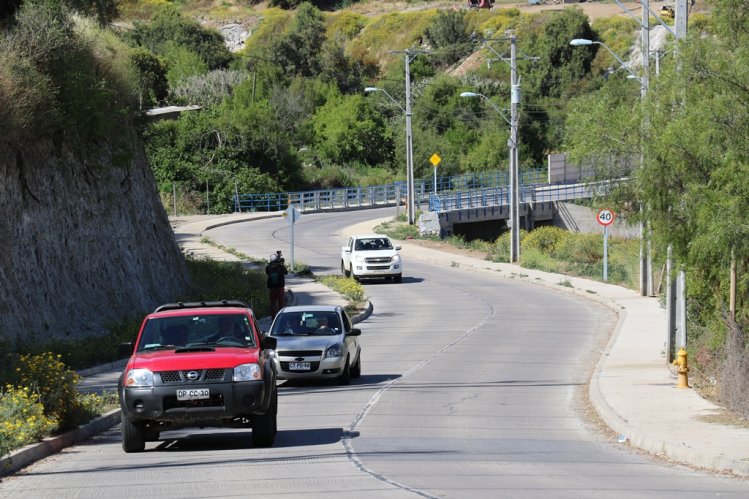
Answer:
317, 275, 368, 317
375, 215, 642, 289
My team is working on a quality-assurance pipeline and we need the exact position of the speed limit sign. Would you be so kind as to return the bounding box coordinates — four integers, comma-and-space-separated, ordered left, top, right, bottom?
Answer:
597, 208, 615, 226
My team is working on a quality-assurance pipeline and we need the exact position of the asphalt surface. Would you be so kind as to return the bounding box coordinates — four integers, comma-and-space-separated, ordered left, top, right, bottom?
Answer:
2, 210, 748, 481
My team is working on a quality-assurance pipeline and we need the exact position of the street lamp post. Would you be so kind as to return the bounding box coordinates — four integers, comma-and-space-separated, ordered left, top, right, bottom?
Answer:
459, 91, 519, 263
365, 86, 415, 225
569, 39, 641, 80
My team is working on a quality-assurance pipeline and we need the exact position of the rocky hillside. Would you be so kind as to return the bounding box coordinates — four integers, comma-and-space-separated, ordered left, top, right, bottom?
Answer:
0, 137, 189, 345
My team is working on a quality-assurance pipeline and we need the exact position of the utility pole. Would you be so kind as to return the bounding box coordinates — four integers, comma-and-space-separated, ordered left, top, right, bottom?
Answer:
474, 35, 534, 263
385, 49, 427, 225
640, 0, 652, 297
666, 0, 689, 358
509, 36, 520, 263
666, 245, 677, 363
404, 49, 416, 225
675, 0, 689, 39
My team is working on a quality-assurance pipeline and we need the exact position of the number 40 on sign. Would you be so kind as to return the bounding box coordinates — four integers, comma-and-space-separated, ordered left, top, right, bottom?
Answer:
597, 208, 615, 226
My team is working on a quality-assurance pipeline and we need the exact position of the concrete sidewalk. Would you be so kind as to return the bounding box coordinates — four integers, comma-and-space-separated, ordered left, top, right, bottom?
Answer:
4, 212, 748, 478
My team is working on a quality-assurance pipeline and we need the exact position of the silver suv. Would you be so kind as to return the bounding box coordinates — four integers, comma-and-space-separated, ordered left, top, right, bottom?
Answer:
267, 305, 362, 385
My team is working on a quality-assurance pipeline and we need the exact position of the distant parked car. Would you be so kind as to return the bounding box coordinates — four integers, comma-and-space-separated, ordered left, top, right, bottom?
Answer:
341, 234, 402, 282
117, 301, 278, 452
267, 305, 362, 384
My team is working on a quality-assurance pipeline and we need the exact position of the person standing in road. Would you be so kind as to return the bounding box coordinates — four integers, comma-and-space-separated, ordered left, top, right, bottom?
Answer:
266, 252, 288, 319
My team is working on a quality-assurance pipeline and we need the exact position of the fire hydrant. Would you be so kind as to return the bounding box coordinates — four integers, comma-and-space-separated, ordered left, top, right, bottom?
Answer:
672, 347, 689, 388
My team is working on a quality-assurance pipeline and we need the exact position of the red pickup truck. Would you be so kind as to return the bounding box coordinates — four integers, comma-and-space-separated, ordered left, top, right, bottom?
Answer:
118, 301, 278, 452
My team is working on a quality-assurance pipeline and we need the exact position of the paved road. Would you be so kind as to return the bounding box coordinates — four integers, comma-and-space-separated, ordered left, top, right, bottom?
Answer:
2, 208, 748, 497
209, 208, 749, 497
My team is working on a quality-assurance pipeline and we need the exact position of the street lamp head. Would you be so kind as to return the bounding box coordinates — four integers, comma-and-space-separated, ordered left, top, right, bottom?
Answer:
460, 91, 479, 98
364, 87, 380, 93
570, 38, 594, 46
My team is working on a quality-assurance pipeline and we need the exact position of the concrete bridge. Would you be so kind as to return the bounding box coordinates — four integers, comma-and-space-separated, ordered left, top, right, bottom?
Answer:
422, 181, 618, 240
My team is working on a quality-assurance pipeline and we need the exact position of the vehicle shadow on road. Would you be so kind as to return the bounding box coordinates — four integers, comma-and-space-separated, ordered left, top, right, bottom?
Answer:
153, 427, 350, 451
359, 276, 424, 285
279, 373, 400, 391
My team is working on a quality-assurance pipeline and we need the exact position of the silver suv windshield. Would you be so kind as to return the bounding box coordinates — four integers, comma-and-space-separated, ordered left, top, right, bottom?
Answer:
270, 311, 342, 336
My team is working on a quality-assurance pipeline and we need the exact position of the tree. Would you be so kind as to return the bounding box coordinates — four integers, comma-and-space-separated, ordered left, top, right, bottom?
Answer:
312, 93, 394, 168
519, 8, 597, 99
130, 48, 168, 109
319, 37, 376, 93
423, 10, 472, 67
268, 2, 326, 78
127, 5, 233, 72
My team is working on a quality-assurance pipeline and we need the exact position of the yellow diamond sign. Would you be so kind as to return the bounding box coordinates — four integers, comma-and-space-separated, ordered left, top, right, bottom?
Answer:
430, 153, 441, 167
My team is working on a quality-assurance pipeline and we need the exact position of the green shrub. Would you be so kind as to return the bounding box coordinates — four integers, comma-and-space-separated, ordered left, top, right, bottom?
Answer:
303, 163, 356, 188
0, 385, 58, 458
491, 232, 511, 262
317, 275, 366, 304
184, 258, 271, 317
16, 353, 81, 431
327, 10, 368, 39
424, 9, 472, 66
490, 229, 528, 263
555, 232, 602, 264
523, 226, 567, 254
0, 50, 56, 141
688, 13, 712, 32
473, 8, 520, 37
0, 2, 140, 144
71, 391, 119, 425
127, 5, 233, 70
519, 248, 557, 273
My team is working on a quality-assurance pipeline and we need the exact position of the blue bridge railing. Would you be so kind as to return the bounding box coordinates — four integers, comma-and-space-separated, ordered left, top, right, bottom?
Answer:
428, 180, 616, 212
233, 168, 548, 213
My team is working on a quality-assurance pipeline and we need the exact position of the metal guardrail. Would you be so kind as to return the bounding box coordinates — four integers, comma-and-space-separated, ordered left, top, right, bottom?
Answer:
428, 180, 614, 212
233, 169, 548, 213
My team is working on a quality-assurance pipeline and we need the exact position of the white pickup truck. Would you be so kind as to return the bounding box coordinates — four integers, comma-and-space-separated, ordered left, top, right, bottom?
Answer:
341, 234, 402, 283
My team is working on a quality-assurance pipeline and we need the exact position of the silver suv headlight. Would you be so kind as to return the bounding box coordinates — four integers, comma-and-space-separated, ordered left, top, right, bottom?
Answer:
324, 344, 342, 359
234, 363, 262, 381
124, 368, 154, 387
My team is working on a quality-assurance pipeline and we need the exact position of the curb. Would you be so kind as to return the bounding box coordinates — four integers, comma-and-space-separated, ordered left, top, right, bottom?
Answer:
199, 213, 281, 233
76, 358, 128, 377
0, 409, 121, 478
351, 300, 374, 325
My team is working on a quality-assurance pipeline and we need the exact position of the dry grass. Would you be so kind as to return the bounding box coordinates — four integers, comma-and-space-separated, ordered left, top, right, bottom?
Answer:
697, 409, 749, 430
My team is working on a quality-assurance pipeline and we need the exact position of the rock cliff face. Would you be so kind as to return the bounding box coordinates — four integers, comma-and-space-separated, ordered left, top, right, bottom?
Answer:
0, 137, 190, 345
